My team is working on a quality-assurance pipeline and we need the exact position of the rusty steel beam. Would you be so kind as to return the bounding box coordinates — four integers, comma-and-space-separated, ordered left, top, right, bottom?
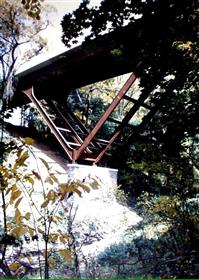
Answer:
93, 89, 153, 163
73, 72, 137, 161
65, 107, 90, 135
23, 87, 73, 161
48, 101, 96, 153
47, 100, 84, 145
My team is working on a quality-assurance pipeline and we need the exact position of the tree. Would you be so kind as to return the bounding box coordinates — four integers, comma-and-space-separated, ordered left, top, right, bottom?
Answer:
0, 0, 50, 109
0, 137, 96, 278
61, 0, 198, 100
61, 0, 198, 168
61, 1, 199, 277
0, 0, 53, 170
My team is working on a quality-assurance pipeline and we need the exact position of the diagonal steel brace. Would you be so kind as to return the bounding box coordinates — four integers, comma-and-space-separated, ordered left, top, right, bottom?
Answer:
23, 87, 73, 161
73, 72, 137, 161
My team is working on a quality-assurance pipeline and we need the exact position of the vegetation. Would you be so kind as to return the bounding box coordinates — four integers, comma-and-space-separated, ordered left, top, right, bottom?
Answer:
21, 0, 44, 20
0, 0, 53, 109
60, 0, 199, 278
0, 0, 198, 278
0, 137, 96, 278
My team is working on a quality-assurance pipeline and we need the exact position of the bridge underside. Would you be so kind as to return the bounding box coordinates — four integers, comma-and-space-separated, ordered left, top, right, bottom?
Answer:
10, 24, 164, 164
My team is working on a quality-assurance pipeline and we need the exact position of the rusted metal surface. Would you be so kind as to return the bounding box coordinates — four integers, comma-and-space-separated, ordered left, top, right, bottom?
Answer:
65, 107, 90, 136
12, 23, 142, 109
93, 88, 153, 163
21, 73, 159, 165
47, 100, 84, 146
23, 87, 73, 161
73, 72, 137, 161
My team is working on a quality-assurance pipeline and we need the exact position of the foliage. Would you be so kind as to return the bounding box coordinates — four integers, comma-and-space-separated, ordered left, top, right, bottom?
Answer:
114, 89, 199, 277
20, 103, 50, 137
0, 0, 50, 108
97, 192, 199, 278
0, 137, 96, 278
21, 0, 44, 20
62, 0, 198, 120
60, 2, 198, 277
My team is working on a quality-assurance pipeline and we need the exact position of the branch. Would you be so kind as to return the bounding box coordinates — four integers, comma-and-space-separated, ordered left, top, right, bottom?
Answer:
1, 190, 8, 261
0, 261, 12, 277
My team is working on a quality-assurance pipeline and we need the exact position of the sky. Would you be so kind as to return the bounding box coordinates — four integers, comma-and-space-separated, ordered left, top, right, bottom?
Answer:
13, 1, 102, 124
18, 0, 102, 73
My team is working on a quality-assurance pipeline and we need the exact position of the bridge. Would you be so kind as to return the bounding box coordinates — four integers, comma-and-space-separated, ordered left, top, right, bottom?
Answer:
11, 24, 165, 164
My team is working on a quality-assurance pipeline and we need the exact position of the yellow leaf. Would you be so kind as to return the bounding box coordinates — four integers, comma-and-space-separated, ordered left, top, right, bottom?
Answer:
11, 227, 20, 237
59, 249, 72, 262
90, 179, 99, 190
25, 212, 31, 220
11, 184, 17, 192
11, 226, 27, 237
60, 183, 82, 197
28, 227, 34, 237
50, 233, 58, 242
76, 180, 90, 193
58, 183, 72, 200
45, 176, 54, 185
47, 190, 57, 201
25, 176, 34, 186
59, 236, 66, 244
27, 255, 32, 263
37, 227, 44, 234
54, 215, 63, 222
14, 150, 29, 168
14, 208, 22, 224
70, 183, 82, 196
23, 137, 34, 145
50, 174, 59, 183
14, 197, 23, 208
9, 262, 20, 271
59, 183, 69, 193
41, 199, 50, 208
10, 189, 22, 204
6, 184, 16, 195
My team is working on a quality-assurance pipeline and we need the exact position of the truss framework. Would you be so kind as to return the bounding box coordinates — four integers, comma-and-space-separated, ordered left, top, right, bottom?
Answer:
22, 72, 157, 164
